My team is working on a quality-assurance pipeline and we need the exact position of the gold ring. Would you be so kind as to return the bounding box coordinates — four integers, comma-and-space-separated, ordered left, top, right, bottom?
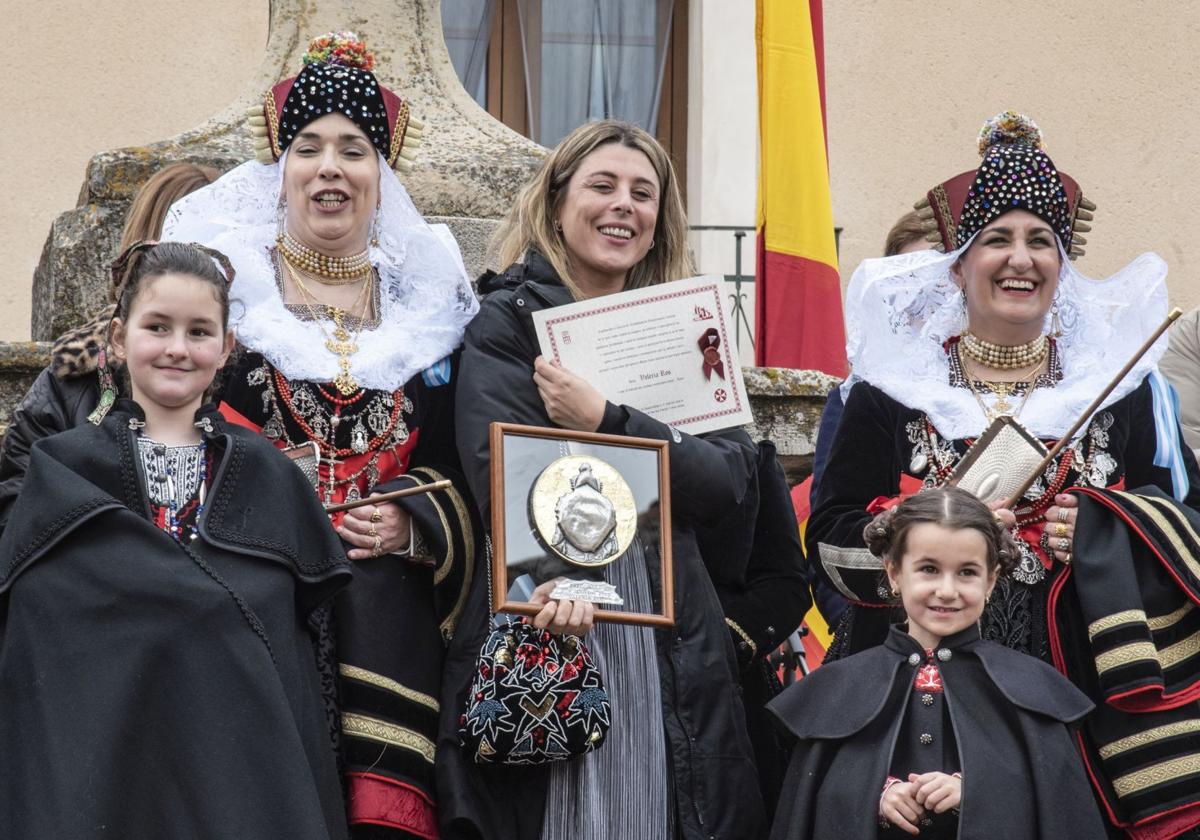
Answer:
372, 535, 383, 554
1063, 552, 1072, 565
370, 509, 383, 523
1057, 507, 1070, 523
368, 525, 379, 538
1054, 522, 1068, 538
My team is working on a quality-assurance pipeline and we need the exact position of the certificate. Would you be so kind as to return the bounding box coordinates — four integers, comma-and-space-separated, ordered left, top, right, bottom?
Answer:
531, 276, 752, 435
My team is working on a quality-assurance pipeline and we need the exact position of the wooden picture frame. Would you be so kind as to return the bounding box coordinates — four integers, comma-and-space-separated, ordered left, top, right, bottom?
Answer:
489, 422, 674, 627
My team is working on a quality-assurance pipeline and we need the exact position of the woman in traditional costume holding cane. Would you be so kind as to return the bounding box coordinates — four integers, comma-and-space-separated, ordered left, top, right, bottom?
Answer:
163, 32, 481, 838
808, 111, 1200, 838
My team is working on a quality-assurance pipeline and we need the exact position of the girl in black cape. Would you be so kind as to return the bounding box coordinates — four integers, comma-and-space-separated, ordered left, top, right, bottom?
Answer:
0, 243, 353, 839
768, 487, 1107, 840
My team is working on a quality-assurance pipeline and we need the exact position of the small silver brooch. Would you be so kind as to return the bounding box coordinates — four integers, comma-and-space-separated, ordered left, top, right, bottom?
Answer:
936, 648, 952, 662
908, 653, 921, 666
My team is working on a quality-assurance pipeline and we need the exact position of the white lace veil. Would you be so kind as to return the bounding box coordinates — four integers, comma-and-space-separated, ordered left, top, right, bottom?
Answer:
842, 240, 1169, 441
161, 152, 478, 391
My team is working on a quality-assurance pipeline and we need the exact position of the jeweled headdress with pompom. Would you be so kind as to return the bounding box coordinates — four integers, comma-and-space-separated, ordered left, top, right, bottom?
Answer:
915, 111, 1094, 259
245, 31, 424, 171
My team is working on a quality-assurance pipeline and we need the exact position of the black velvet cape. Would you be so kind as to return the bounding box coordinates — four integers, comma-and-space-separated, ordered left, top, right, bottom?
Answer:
767, 625, 1108, 840
0, 404, 352, 839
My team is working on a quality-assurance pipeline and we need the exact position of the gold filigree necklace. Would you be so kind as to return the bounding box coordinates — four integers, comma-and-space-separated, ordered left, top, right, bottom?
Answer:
280, 253, 374, 395
961, 351, 1044, 421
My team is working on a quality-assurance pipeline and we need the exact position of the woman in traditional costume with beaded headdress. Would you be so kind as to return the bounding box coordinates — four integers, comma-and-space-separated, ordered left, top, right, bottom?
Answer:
163, 32, 481, 839
808, 111, 1200, 838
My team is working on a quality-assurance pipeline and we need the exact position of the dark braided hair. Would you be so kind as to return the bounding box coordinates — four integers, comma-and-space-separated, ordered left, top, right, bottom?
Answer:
863, 486, 1019, 578
112, 241, 234, 330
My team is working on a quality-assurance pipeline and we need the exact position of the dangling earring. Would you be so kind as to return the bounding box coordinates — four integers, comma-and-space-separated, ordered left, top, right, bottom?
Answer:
553, 219, 563, 233
1050, 287, 1063, 338
370, 205, 381, 249
276, 195, 287, 239
958, 288, 969, 335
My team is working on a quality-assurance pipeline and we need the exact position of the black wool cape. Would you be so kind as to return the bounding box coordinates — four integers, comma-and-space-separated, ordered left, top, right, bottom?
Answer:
0, 404, 352, 839
767, 625, 1108, 840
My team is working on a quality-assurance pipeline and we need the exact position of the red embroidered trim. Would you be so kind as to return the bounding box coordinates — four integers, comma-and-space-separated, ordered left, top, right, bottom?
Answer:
347, 772, 438, 840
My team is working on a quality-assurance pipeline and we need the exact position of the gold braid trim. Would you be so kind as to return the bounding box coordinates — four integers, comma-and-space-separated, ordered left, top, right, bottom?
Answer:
726, 618, 757, 658
1089, 609, 1148, 641
1116, 493, 1200, 584
1096, 642, 1160, 675
1162, 628, 1200, 670
405, 469, 454, 585
264, 89, 282, 161
1100, 721, 1200, 760
339, 663, 439, 711
930, 184, 957, 248
1112, 753, 1200, 798
1150, 602, 1196, 631
410, 466, 477, 641
341, 712, 436, 764
387, 100, 411, 168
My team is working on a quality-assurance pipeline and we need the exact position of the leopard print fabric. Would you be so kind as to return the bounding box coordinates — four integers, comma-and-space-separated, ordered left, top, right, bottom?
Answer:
49, 309, 112, 379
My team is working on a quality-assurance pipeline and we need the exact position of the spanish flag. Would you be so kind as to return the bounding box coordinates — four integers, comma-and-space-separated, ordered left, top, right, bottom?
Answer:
754, 0, 846, 377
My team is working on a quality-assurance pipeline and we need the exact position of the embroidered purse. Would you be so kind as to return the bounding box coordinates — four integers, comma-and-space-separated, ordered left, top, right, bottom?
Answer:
459, 540, 611, 764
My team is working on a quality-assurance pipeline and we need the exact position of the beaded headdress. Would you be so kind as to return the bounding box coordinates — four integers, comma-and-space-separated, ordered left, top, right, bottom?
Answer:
914, 112, 1095, 259
246, 32, 424, 172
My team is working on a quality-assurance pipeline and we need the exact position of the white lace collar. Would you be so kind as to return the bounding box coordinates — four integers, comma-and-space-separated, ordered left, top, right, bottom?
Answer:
842, 241, 1169, 440
161, 154, 478, 391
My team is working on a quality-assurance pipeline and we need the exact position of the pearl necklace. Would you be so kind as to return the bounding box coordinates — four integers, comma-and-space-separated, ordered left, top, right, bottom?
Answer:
276, 231, 372, 283
960, 331, 1049, 370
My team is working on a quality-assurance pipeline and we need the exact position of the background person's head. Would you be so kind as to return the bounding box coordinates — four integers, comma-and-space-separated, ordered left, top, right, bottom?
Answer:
883, 210, 932, 256
118, 163, 220, 253
494, 119, 691, 298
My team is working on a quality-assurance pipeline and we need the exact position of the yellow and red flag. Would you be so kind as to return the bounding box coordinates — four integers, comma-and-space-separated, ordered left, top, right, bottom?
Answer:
754, 0, 846, 377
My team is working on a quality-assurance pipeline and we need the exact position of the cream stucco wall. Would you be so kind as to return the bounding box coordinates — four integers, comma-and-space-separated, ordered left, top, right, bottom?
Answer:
688, 1, 1200, 359
829, 2, 1200, 312
8, 1, 1200, 345
0, 0, 266, 340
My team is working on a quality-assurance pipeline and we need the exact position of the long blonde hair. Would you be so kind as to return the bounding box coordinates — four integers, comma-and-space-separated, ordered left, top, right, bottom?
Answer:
492, 120, 692, 299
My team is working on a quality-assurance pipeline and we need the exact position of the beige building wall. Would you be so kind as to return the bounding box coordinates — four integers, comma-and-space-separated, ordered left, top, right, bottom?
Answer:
7, 1, 1199, 346
827, 3, 1200, 315
0, 0, 266, 340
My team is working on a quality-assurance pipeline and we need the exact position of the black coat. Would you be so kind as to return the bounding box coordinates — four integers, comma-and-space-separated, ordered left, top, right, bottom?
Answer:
0, 403, 352, 839
438, 253, 768, 840
0, 365, 99, 529
768, 624, 1108, 840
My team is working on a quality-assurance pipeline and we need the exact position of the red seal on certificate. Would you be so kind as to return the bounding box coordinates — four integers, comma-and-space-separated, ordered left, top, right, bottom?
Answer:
699, 328, 725, 380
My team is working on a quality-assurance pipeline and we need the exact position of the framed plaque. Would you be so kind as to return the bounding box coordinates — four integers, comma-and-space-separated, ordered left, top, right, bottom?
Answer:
489, 422, 674, 627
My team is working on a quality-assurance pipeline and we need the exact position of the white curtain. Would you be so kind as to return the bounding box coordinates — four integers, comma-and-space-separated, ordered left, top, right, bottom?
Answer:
442, 0, 496, 106
519, 0, 674, 147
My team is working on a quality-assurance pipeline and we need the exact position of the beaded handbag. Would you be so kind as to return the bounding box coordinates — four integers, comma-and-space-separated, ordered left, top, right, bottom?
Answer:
458, 539, 611, 765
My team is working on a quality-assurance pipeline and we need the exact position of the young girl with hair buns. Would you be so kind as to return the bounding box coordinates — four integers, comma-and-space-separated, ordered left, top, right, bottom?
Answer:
768, 486, 1106, 840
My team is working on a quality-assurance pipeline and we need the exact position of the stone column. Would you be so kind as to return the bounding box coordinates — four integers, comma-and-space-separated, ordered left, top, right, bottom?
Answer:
32, 0, 543, 340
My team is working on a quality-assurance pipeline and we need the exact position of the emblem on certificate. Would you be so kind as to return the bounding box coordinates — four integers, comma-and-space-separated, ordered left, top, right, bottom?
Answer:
490, 423, 675, 627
